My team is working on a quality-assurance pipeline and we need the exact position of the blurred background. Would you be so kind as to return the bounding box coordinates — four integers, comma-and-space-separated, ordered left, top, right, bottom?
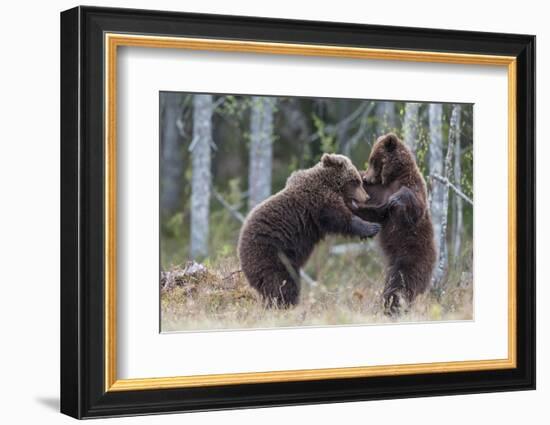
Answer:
160, 93, 473, 267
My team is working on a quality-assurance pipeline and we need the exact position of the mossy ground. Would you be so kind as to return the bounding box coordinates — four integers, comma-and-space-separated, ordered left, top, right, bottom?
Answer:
161, 237, 473, 332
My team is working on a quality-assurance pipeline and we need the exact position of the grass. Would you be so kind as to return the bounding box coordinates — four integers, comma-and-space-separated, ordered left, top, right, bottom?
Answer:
160, 237, 473, 332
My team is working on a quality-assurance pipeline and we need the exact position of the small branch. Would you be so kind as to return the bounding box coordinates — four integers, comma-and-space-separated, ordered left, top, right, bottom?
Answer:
346, 103, 375, 149
189, 136, 218, 152
188, 136, 199, 152
300, 270, 318, 287
176, 117, 186, 138
212, 96, 226, 111
329, 243, 369, 255
307, 102, 370, 143
330, 101, 369, 130
431, 174, 473, 206
329, 242, 384, 267
211, 189, 246, 223
221, 269, 242, 281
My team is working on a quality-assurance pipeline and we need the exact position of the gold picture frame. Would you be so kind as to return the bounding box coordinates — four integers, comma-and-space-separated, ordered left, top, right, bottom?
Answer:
104, 33, 517, 392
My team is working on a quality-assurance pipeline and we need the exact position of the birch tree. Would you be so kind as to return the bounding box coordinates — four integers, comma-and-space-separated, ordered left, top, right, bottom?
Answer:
337, 101, 352, 156
403, 102, 421, 156
429, 103, 444, 254
453, 108, 463, 258
190, 94, 213, 259
248, 96, 276, 210
376, 101, 396, 135
277, 98, 311, 168
160, 93, 184, 214
433, 104, 461, 288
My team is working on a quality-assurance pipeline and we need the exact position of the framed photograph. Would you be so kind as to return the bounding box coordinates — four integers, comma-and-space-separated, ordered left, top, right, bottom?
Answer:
60, 6, 535, 419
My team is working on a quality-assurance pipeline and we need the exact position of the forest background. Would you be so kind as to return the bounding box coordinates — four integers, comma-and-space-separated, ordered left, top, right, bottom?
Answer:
159, 93, 473, 331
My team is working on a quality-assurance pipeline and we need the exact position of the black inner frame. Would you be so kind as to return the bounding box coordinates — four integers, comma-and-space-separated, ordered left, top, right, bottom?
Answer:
61, 6, 535, 419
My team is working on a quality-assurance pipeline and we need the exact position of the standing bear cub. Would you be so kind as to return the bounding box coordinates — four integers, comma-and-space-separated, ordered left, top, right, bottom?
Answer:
238, 154, 381, 307
356, 133, 436, 314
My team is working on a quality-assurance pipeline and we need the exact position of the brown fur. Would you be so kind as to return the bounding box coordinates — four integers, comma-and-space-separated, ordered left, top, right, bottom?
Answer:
356, 133, 436, 314
238, 154, 381, 307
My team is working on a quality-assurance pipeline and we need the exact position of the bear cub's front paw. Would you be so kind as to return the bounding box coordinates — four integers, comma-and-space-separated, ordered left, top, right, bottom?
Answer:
387, 193, 404, 210
351, 216, 381, 239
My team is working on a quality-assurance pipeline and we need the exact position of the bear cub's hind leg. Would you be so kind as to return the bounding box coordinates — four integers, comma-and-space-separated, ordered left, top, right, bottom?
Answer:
256, 269, 300, 308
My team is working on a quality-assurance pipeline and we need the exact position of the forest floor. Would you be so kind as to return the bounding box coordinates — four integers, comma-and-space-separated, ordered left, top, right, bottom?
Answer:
160, 239, 473, 332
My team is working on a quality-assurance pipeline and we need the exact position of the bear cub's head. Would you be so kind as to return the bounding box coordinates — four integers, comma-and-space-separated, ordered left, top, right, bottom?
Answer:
320, 153, 369, 210
363, 133, 415, 186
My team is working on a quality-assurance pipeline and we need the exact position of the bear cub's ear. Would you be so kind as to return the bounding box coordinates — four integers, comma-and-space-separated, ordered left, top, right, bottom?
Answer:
383, 133, 399, 152
321, 153, 345, 168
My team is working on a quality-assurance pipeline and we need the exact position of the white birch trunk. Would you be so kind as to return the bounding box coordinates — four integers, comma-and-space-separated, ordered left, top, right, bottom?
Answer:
160, 93, 183, 214
190, 94, 213, 259
453, 109, 463, 258
403, 102, 421, 156
376, 101, 396, 135
429, 103, 444, 255
337, 101, 352, 156
248, 96, 276, 210
433, 104, 461, 287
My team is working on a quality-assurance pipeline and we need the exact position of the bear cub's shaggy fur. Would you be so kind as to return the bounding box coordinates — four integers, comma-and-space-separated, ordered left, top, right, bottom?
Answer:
357, 133, 436, 314
238, 153, 380, 307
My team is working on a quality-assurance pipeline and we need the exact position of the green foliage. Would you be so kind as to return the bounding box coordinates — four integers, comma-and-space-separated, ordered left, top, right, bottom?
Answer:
461, 145, 474, 199
218, 95, 249, 119
207, 180, 244, 263
312, 113, 336, 154
416, 124, 430, 177
165, 212, 184, 239
287, 155, 299, 176
226, 177, 243, 205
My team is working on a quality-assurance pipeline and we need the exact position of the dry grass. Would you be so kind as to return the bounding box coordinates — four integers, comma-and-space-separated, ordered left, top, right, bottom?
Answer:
161, 238, 473, 332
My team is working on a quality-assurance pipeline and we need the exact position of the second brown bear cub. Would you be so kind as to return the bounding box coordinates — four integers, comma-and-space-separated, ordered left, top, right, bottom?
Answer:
238, 154, 381, 307
356, 133, 436, 314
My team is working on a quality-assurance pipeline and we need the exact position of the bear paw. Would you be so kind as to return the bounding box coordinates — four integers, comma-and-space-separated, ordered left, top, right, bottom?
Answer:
351, 216, 381, 239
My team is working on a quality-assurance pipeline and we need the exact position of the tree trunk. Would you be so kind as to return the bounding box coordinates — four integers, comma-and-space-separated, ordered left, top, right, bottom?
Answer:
190, 94, 213, 259
375, 101, 396, 135
337, 100, 352, 156
453, 107, 463, 259
248, 96, 276, 210
278, 98, 311, 168
403, 102, 421, 156
433, 104, 461, 288
160, 93, 184, 215
429, 103, 444, 255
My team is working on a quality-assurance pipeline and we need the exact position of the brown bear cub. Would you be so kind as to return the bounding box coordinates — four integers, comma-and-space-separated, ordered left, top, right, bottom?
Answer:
356, 133, 436, 314
238, 154, 381, 307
